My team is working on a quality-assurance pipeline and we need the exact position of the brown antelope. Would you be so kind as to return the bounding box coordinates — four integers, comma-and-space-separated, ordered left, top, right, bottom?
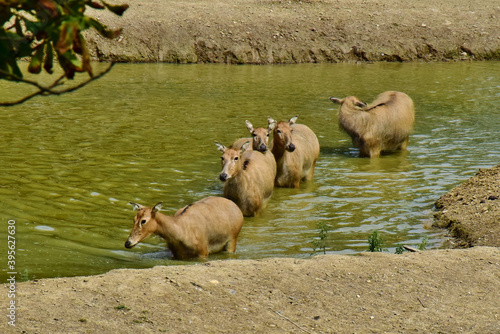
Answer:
216, 141, 275, 217
270, 115, 320, 188
330, 91, 415, 158
245, 119, 275, 153
245, 118, 277, 177
124, 197, 244, 260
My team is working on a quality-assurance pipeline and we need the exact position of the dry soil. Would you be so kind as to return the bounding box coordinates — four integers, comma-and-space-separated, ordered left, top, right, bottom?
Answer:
85, 0, 500, 63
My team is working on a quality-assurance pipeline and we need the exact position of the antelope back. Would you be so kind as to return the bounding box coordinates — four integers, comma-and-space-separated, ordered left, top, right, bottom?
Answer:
231, 137, 252, 150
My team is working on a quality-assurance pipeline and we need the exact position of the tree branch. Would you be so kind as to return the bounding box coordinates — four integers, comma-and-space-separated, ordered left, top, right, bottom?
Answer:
0, 62, 116, 107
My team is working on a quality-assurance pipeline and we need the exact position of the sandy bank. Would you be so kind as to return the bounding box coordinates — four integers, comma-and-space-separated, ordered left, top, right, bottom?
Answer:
85, 0, 500, 63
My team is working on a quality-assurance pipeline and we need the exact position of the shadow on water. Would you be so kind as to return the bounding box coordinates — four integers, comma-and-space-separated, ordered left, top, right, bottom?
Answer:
320, 145, 357, 157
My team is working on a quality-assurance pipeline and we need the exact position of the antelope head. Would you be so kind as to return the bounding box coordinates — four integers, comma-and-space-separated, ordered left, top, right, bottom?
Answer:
125, 202, 163, 248
216, 142, 250, 181
245, 119, 276, 152
330, 96, 367, 110
271, 115, 298, 152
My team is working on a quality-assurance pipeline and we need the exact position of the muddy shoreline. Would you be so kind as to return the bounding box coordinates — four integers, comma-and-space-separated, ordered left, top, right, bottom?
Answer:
86, 0, 500, 64
434, 164, 500, 248
3, 247, 499, 333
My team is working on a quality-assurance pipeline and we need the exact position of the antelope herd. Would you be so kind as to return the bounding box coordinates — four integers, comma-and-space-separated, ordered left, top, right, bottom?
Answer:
125, 91, 415, 259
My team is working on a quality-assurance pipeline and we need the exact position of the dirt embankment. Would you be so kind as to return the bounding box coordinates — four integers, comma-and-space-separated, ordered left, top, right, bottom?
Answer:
434, 164, 500, 248
86, 0, 500, 64
3, 247, 500, 334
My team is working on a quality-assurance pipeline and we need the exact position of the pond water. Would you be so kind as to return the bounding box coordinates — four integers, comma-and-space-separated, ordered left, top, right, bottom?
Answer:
1, 62, 499, 281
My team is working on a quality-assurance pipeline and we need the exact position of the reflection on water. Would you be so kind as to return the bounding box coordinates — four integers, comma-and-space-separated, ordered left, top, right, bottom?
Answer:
0, 62, 499, 280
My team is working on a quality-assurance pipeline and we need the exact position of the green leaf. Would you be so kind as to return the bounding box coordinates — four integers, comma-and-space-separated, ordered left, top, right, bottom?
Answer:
102, 1, 129, 16
62, 50, 83, 71
28, 43, 45, 74
14, 16, 23, 37
0, 29, 32, 58
0, 58, 23, 79
22, 15, 53, 41
57, 50, 80, 79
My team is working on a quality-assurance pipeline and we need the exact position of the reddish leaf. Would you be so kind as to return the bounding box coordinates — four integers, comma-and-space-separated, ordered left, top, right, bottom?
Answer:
73, 32, 83, 54
56, 20, 78, 55
77, 33, 93, 77
87, 1, 105, 10
57, 50, 82, 79
39, 0, 59, 17
43, 42, 54, 74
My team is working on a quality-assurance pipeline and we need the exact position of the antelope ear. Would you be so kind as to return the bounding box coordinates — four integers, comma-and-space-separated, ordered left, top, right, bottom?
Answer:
215, 141, 227, 153
267, 121, 276, 132
129, 202, 144, 211
355, 101, 367, 108
329, 97, 343, 104
289, 115, 298, 125
267, 117, 276, 127
245, 120, 254, 133
240, 141, 250, 153
152, 202, 163, 212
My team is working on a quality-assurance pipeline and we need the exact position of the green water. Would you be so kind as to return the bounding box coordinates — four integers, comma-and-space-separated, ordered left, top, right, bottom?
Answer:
0, 62, 499, 280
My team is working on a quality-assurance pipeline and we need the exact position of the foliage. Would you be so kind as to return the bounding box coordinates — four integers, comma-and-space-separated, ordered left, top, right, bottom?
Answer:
395, 245, 405, 254
312, 221, 329, 255
0, 0, 128, 105
367, 230, 387, 252
20, 268, 33, 281
417, 235, 429, 251
395, 235, 430, 254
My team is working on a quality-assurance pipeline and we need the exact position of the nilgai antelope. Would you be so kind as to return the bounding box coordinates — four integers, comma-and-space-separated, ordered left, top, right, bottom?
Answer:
216, 141, 275, 217
330, 91, 415, 158
245, 118, 277, 180
125, 197, 244, 260
269, 115, 320, 188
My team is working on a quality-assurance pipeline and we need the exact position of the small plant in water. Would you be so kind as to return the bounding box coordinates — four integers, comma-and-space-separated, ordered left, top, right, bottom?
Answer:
418, 235, 429, 250
367, 231, 387, 252
395, 245, 406, 254
394, 235, 430, 254
20, 269, 33, 282
312, 221, 330, 255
